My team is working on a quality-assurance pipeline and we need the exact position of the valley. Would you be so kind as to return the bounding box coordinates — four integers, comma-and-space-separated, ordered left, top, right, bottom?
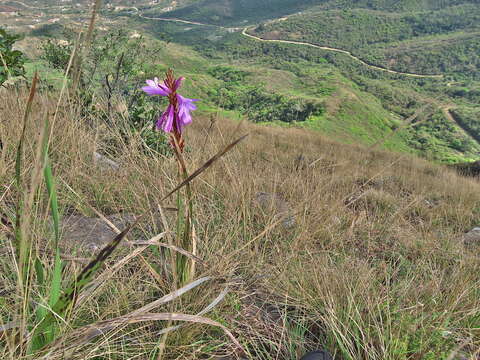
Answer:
1, 0, 479, 163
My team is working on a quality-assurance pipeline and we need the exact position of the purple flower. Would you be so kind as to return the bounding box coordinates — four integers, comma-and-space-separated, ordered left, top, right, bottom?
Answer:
142, 73, 198, 136
142, 77, 169, 96
177, 94, 198, 131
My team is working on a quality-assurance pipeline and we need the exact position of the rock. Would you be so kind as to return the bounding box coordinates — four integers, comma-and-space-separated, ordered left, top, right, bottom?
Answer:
254, 192, 295, 228
463, 227, 480, 246
294, 154, 308, 171
300, 350, 333, 360
61, 213, 136, 253
93, 151, 120, 171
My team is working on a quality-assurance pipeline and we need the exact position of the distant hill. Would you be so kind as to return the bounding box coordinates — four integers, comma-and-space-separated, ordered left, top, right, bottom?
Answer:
157, 0, 480, 25
156, 0, 328, 26
250, 3, 480, 78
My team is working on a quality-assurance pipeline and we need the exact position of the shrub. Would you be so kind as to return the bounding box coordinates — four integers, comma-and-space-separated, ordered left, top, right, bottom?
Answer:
0, 28, 25, 86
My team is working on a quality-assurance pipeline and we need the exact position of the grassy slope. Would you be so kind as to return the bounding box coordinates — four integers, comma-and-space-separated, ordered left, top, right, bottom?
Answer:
2, 87, 480, 359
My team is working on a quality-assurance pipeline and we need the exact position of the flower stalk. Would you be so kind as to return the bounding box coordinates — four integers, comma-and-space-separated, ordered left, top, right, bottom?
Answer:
142, 69, 198, 284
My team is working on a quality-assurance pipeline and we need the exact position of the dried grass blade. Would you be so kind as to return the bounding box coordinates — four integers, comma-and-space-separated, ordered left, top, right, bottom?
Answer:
76, 231, 168, 306
157, 286, 230, 335
130, 276, 212, 317
160, 134, 248, 202
71, 0, 102, 92
46, 312, 244, 357
0, 321, 20, 333
43, 277, 221, 357
14, 72, 38, 266
131, 240, 205, 265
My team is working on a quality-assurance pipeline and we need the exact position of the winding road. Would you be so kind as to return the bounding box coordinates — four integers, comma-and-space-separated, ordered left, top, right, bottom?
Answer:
241, 28, 444, 79
6, 1, 475, 145
138, 13, 226, 28
135, 8, 443, 79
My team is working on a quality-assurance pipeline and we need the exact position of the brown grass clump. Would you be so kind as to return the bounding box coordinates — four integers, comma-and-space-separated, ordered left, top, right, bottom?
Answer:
1, 86, 480, 359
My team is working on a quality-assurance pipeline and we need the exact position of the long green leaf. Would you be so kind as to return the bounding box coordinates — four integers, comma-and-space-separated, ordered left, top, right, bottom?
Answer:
42, 128, 62, 307
44, 154, 63, 344
30, 94, 64, 352
34, 257, 47, 322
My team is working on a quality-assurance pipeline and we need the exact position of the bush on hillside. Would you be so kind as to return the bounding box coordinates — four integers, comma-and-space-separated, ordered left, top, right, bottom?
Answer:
0, 28, 25, 86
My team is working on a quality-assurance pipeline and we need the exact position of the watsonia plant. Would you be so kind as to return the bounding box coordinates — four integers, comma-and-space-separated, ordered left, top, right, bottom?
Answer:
141, 69, 199, 285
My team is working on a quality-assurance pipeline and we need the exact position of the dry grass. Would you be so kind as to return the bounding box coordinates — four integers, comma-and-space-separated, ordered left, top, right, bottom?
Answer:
1, 86, 480, 359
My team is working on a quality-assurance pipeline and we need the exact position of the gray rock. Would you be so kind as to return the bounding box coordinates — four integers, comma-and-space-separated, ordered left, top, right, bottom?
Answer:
93, 151, 120, 171
300, 350, 333, 360
254, 192, 295, 229
294, 154, 308, 171
463, 227, 480, 246
61, 213, 136, 253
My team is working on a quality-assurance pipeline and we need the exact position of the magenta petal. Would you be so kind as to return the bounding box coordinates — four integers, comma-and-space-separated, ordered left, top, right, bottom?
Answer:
156, 105, 173, 132
142, 85, 169, 96
155, 112, 166, 130
176, 94, 198, 131
143, 78, 170, 96
174, 77, 184, 90
160, 105, 175, 133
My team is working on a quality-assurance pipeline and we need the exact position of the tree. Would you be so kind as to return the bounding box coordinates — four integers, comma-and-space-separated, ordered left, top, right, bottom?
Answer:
0, 28, 26, 86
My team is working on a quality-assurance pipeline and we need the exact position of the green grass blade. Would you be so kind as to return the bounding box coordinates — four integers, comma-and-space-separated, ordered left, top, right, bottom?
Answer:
34, 257, 45, 287
29, 104, 65, 352
44, 156, 60, 248
43, 151, 62, 307
44, 153, 63, 343
34, 257, 47, 322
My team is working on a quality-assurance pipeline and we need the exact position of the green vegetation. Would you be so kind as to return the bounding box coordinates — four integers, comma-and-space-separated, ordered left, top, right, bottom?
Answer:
31, 19, 479, 162
143, 0, 480, 151
155, 0, 327, 26
450, 107, 480, 144
407, 110, 480, 162
0, 28, 25, 86
252, 4, 480, 78
207, 65, 324, 123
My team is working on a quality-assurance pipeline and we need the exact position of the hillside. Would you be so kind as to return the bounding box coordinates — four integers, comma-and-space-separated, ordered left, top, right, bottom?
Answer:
18, 23, 480, 162
250, 3, 480, 78
157, 0, 480, 26
2, 0, 479, 162
155, 0, 327, 26
1, 86, 480, 359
